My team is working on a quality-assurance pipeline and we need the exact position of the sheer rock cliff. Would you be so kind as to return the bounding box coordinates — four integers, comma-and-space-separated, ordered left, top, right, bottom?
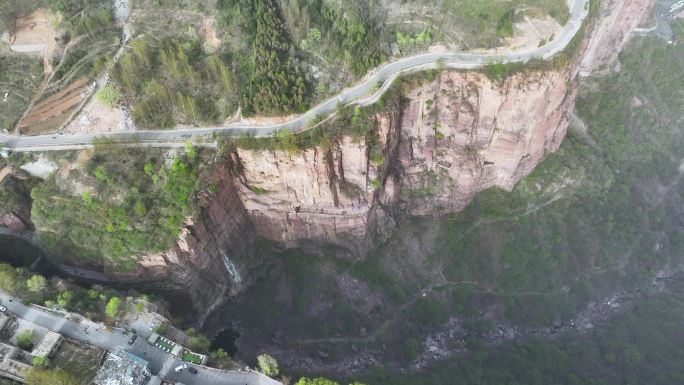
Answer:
16, 0, 655, 318
580, 0, 655, 75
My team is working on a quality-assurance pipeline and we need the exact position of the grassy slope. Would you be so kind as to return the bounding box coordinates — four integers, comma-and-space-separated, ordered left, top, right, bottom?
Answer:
0, 54, 43, 130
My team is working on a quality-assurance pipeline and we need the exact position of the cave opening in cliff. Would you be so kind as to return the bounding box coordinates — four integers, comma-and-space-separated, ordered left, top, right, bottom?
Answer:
210, 327, 241, 357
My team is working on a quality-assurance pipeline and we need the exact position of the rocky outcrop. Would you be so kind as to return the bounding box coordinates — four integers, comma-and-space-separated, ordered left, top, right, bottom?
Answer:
0, 213, 30, 233
233, 138, 378, 254
580, 0, 655, 75
226, 61, 579, 249
396, 68, 576, 215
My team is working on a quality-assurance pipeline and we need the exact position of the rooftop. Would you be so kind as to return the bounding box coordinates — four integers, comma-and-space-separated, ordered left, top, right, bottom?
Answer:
0, 314, 10, 333
31, 331, 63, 358
0, 341, 31, 382
94, 349, 152, 385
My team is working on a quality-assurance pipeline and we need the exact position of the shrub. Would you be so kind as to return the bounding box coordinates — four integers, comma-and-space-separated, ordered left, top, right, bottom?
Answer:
17, 330, 37, 350
95, 86, 121, 107
257, 354, 279, 377
105, 297, 120, 319
32, 355, 46, 367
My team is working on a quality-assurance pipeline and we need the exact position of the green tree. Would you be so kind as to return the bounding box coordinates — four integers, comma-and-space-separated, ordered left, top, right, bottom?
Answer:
26, 275, 47, 294
210, 348, 232, 368
94, 165, 108, 183
257, 354, 279, 377
307, 28, 322, 42
32, 356, 46, 367
133, 200, 147, 217
184, 141, 197, 159
25, 368, 79, 385
186, 332, 211, 353
87, 289, 99, 300
81, 191, 93, 205
95, 85, 121, 108
144, 162, 154, 176
0, 265, 21, 294
56, 291, 73, 309
17, 330, 37, 350
105, 296, 121, 319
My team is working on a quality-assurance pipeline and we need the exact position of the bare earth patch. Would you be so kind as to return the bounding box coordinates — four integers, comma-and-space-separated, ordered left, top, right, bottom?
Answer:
18, 77, 88, 134
239, 113, 301, 126
63, 98, 128, 134
10, 10, 57, 75
480, 14, 562, 54
199, 18, 221, 51
19, 158, 57, 179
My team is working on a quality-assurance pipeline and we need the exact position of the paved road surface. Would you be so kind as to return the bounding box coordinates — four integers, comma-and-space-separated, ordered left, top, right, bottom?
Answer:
0, 291, 279, 385
0, 0, 589, 152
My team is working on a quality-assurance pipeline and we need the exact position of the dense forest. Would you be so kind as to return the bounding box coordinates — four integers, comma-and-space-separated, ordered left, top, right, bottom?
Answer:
232, 0, 309, 115
112, 37, 237, 129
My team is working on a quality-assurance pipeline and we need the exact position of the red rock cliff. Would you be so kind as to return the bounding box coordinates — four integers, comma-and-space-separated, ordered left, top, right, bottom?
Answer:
114, 0, 657, 316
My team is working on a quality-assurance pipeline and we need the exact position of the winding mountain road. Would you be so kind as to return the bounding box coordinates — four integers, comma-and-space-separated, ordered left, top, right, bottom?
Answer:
0, 0, 589, 152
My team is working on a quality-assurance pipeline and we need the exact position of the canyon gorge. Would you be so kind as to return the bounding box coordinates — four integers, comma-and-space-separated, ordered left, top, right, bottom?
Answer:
0, 0, 657, 330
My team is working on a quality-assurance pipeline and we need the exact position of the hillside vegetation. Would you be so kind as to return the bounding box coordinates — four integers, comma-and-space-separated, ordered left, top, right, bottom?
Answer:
359, 284, 684, 385
112, 37, 238, 129
30, 143, 209, 270
123, 0, 569, 127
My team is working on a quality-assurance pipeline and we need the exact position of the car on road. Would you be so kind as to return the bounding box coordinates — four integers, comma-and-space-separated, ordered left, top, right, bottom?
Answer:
175, 363, 188, 373
128, 335, 137, 345
187, 367, 197, 374
0, 305, 5, 312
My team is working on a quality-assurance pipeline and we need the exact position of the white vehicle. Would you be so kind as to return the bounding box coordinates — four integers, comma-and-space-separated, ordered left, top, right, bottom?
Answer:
0, 306, 6, 312
174, 363, 188, 373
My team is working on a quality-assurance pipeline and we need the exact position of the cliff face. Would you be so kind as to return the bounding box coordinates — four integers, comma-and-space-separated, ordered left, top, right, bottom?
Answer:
113, 166, 258, 320
0, 171, 33, 233
221, 0, 655, 248
232, 138, 380, 254
580, 0, 655, 75
39, 0, 656, 318
0, 212, 29, 233
395, 69, 576, 216
228, 66, 578, 247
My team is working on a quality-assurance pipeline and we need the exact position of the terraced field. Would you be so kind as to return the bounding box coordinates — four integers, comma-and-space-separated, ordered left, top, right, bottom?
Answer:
18, 77, 88, 134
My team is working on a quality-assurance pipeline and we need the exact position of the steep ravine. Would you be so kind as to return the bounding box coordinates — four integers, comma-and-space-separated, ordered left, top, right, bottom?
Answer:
0, 0, 656, 324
